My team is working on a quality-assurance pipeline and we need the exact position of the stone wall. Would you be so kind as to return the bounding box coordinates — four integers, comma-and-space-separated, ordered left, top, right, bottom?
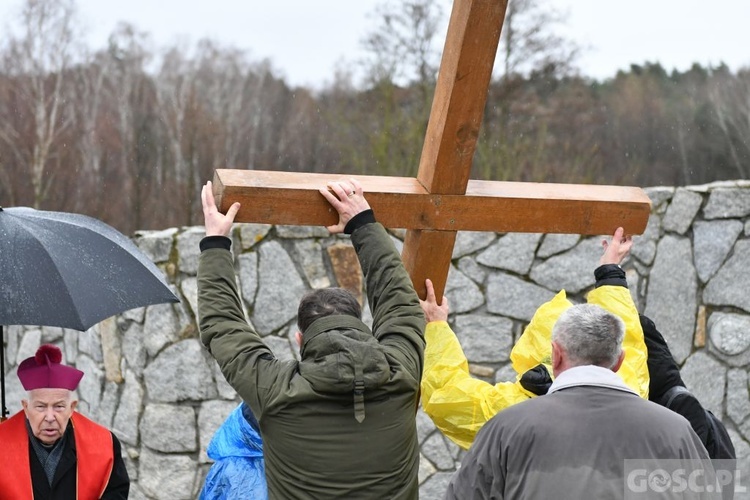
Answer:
2, 180, 750, 499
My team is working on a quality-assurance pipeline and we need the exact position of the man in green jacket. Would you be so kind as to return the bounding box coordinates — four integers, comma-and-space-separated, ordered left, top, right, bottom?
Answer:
198, 179, 425, 499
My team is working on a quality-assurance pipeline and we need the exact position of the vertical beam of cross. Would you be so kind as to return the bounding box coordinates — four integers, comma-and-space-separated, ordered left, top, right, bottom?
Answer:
403, 0, 508, 300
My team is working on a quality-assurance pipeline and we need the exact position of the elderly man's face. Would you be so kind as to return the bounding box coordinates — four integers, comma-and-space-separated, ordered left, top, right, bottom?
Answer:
22, 388, 77, 445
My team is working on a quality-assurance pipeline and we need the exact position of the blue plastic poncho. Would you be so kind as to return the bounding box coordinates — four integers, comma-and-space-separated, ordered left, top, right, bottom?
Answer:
200, 403, 267, 500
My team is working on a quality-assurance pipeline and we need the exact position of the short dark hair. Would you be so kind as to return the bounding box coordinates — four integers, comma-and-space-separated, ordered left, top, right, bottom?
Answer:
297, 288, 362, 333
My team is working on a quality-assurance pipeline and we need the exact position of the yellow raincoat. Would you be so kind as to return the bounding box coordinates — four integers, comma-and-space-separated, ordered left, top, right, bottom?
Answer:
420, 285, 649, 450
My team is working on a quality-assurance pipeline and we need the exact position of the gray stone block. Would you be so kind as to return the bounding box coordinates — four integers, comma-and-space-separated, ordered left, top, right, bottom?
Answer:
143, 339, 217, 403
693, 220, 743, 283
176, 227, 205, 275
727, 369, 750, 426
681, 351, 726, 418
708, 313, 750, 357
476, 233, 542, 275
112, 369, 143, 446
16, 328, 41, 365
704, 240, 750, 314
134, 228, 177, 263
644, 236, 697, 364
137, 447, 197, 500
252, 241, 307, 334
529, 237, 600, 294
96, 381, 119, 428
726, 429, 750, 477
276, 225, 330, 238
486, 273, 556, 322
537, 233, 580, 258
3, 366, 25, 414
416, 408, 437, 444
100, 316, 122, 383
142, 302, 179, 357
704, 188, 750, 219
4, 324, 22, 368
140, 403, 197, 453
179, 277, 198, 318
40, 325, 64, 343
63, 329, 78, 364
419, 471, 454, 499
454, 314, 513, 363
457, 256, 487, 284
122, 321, 146, 376
422, 433, 456, 470
418, 454, 437, 485
121, 305, 145, 323
643, 186, 674, 211
707, 312, 750, 368
452, 231, 496, 259
79, 325, 103, 363
294, 239, 331, 289
445, 265, 484, 314
238, 223, 272, 250
630, 214, 661, 265
238, 251, 258, 307
77, 354, 103, 416
662, 188, 703, 234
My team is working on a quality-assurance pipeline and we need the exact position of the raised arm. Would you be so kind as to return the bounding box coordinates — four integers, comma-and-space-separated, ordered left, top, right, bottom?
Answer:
420, 279, 528, 450
321, 179, 426, 379
587, 227, 649, 398
512, 227, 648, 399
198, 181, 281, 415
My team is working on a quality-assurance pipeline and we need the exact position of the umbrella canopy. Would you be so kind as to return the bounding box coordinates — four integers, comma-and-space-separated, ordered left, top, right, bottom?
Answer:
0, 206, 179, 418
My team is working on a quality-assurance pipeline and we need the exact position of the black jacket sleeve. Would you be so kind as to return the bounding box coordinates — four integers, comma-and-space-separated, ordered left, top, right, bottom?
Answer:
101, 433, 130, 499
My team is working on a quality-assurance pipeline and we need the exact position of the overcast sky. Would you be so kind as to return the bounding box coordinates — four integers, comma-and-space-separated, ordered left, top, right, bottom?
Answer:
2, 0, 749, 88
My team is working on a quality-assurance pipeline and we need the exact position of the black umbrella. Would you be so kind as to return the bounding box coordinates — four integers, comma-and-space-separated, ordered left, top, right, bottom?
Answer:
0, 206, 179, 419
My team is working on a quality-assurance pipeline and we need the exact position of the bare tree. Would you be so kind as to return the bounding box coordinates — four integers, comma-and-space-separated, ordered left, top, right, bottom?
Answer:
498, 0, 577, 79
353, 0, 446, 175
104, 23, 156, 231
361, 0, 443, 91
190, 40, 250, 168
71, 50, 111, 213
155, 44, 208, 225
708, 67, 750, 179
0, 0, 78, 207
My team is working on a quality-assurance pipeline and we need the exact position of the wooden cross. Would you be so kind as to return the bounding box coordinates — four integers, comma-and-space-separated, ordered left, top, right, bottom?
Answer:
211, 0, 651, 301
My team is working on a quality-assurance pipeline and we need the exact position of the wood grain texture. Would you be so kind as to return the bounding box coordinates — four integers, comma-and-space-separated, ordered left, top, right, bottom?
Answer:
417, 0, 509, 194
213, 169, 652, 236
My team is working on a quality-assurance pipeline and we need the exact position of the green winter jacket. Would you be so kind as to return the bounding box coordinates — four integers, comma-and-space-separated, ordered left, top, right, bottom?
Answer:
198, 222, 425, 500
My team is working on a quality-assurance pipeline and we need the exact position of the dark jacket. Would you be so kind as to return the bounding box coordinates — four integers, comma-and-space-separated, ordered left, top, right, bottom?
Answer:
198, 221, 425, 499
30, 421, 129, 499
640, 313, 736, 460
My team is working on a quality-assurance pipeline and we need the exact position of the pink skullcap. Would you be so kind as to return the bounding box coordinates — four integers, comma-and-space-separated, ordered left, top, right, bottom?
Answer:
17, 344, 83, 391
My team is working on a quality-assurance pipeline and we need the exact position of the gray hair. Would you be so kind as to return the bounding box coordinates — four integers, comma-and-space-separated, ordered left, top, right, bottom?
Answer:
552, 304, 624, 369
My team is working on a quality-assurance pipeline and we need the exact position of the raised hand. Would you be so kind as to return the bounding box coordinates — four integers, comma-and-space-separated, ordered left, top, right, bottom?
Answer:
420, 279, 450, 323
318, 178, 371, 234
201, 180, 241, 237
599, 227, 633, 266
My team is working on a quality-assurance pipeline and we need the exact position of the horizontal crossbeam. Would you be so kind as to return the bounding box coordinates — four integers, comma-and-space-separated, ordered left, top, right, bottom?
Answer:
213, 169, 651, 236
